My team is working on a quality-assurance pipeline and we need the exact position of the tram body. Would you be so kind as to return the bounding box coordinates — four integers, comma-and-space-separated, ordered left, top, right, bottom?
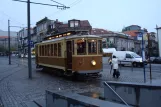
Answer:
35, 34, 103, 77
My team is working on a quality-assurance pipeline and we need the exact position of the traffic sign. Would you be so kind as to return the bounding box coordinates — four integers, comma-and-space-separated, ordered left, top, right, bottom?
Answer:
28, 40, 34, 47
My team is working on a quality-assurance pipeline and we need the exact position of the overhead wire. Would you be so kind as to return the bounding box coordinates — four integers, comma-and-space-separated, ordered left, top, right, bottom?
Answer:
47, 0, 82, 18
50, 0, 65, 6
0, 9, 25, 27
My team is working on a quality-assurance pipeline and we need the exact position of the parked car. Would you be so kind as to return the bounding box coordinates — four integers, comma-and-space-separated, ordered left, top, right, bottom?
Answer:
153, 57, 161, 64
147, 57, 156, 63
112, 51, 145, 67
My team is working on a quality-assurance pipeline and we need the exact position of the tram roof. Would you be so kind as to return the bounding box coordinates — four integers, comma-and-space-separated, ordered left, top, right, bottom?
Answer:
38, 35, 102, 44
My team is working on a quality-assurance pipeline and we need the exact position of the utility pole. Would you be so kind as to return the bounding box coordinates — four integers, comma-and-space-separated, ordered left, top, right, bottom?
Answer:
13, 0, 70, 79
8, 20, 11, 65
141, 32, 146, 83
148, 33, 152, 82
27, 0, 32, 79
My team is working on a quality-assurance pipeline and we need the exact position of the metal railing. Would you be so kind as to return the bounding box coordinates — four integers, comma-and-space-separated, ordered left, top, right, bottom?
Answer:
104, 81, 130, 107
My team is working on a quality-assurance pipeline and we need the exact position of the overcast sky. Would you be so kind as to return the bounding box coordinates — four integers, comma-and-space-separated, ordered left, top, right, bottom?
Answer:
0, 0, 160, 32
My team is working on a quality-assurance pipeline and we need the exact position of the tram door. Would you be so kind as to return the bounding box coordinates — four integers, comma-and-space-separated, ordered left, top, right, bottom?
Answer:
66, 41, 72, 70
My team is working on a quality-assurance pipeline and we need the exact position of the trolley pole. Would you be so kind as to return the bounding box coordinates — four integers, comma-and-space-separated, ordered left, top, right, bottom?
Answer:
27, 0, 32, 79
8, 20, 11, 65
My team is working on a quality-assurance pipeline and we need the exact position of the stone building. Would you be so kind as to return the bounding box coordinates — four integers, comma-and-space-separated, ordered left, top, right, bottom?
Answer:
91, 28, 136, 52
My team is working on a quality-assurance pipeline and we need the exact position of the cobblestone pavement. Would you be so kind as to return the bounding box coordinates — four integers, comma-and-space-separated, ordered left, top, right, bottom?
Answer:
0, 57, 102, 107
0, 57, 161, 107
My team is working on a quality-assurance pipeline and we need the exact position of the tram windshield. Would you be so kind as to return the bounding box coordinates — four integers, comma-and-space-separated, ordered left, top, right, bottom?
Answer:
88, 39, 97, 54
76, 38, 102, 55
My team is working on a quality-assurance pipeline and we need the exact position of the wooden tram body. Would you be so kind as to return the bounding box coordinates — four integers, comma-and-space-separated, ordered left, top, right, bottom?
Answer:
35, 32, 103, 78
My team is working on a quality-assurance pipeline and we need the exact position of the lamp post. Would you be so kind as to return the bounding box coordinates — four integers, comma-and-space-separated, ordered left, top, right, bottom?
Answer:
8, 20, 11, 65
8, 20, 26, 62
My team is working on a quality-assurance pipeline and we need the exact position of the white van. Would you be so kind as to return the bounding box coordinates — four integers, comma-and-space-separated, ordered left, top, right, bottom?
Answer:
112, 51, 144, 67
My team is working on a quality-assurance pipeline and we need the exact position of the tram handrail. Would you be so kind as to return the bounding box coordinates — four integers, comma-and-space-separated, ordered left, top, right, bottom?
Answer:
104, 81, 130, 107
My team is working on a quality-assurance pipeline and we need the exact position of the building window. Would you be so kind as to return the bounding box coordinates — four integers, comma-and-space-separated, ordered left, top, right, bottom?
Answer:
88, 39, 97, 54
54, 43, 57, 56
58, 43, 61, 57
70, 21, 74, 27
77, 39, 86, 55
75, 21, 79, 27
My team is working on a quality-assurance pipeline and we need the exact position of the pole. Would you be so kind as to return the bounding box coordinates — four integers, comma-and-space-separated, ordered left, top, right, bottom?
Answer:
27, 0, 32, 79
141, 32, 146, 83
127, 36, 128, 51
23, 28, 25, 55
148, 34, 152, 82
8, 20, 11, 65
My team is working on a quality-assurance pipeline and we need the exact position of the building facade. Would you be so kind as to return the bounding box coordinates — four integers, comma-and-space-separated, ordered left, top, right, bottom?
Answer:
17, 28, 33, 55
36, 17, 54, 42
48, 19, 92, 36
156, 27, 161, 57
91, 28, 136, 52
0, 30, 18, 52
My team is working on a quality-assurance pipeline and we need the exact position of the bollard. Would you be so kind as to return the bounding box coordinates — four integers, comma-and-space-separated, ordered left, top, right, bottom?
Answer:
131, 62, 133, 72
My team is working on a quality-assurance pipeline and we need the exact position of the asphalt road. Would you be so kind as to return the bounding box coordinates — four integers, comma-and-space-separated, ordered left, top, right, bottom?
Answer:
103, 57, 161, 73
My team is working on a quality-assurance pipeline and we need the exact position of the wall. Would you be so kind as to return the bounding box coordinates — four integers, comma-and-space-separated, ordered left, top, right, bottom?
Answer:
46, 90, 126, 107
158, 29, 161, 57
104, 81, 161, 107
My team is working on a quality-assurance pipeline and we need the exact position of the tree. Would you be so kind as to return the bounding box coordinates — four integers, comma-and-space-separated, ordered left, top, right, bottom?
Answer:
0, 46, 6, 52
10, 46, 17, 51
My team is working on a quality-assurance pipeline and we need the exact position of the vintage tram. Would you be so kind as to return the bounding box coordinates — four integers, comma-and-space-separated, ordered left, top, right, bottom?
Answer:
35, 31, 103, 78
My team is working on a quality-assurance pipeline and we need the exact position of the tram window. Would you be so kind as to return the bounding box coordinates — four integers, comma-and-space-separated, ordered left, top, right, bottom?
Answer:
54, 43, 57, 56
72, 40, 74, 55
58, 43, 61, 57
98, 40, 102, 53
39, 46, 41, 56
77, 39, 86, 55
48, 44, 51, 56
51, 44, 53, 56
88, 39, 97, 54
42, 45, 44, 56
45, 45, 48, 56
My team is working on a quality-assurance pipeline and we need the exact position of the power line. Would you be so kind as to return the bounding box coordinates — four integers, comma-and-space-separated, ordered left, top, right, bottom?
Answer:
13, 0, 70, 8
0, 10, 25, 26
50, 0, 65, 6
69, 0, 82, 7
47, 0, 82, 18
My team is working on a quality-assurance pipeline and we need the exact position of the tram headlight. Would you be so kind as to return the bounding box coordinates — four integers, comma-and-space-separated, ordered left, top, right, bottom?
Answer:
91, 60, 96, 66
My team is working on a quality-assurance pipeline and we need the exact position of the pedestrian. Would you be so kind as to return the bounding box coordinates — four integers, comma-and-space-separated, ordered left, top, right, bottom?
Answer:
112, 55, 120, 78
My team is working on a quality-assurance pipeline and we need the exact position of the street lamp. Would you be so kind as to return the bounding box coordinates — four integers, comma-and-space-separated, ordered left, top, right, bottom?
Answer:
8, 20, 26, 64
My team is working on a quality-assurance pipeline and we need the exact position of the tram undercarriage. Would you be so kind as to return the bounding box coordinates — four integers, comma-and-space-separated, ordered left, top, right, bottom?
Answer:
36, 65, 102, 80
